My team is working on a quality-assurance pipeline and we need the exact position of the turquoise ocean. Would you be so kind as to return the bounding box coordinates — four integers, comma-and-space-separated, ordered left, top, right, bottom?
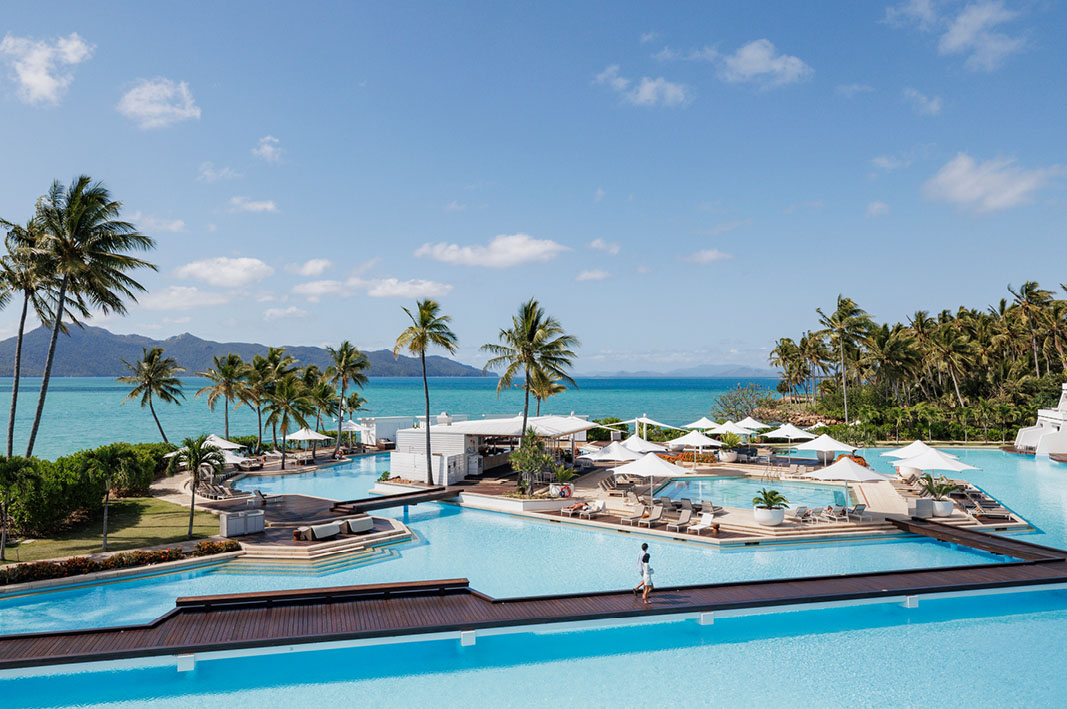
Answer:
0, 376, 778, 460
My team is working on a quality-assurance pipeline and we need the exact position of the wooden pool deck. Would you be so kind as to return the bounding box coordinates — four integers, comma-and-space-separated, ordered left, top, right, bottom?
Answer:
2, 518, 1066, 671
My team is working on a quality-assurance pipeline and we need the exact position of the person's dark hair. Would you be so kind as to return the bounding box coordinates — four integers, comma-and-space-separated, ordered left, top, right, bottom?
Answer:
641, 553, 650, 563
641, 543, 648, 551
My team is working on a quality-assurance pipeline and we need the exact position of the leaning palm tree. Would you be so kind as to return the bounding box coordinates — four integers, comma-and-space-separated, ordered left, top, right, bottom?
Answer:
1008, 281, 1053, 377
236, 354, 272, 450
85, 443, 138, 551
264, 374, 315, 469
166, 434, 225, 538
481, 298, 580, 444
326, 341, 369, 458
21, 176, 156, 457
816, 295, 872, 424
263, 347, 298, 449
117, 346, 185, 443
393, 300, 458, 484
195, 354, 246, 439
0, 455, 36, 561
530, 365, 566, 416
308, 378, 339, 457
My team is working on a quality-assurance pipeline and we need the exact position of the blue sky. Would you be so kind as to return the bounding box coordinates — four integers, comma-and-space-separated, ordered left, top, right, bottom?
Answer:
1, 1, 1064, 373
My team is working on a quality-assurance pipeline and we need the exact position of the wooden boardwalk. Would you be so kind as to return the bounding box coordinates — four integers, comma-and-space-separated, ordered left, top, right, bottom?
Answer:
331, 487, 454, 514
1, 519, 1066, 670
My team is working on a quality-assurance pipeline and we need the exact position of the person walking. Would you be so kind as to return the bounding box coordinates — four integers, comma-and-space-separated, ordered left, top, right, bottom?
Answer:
638, 552, 654, 604
633, 543, 648, 595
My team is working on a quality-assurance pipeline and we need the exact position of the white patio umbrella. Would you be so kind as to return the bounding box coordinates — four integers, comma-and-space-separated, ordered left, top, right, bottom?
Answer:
707, 420, 756, 436
621, 434, 668, 454
880, 440, 957, 460
794, 433, 855, 464
684, 416, 718, 430
619, 414, 686, 438
339, 419, 364, 433
891, 449, 978, 474
579, 441, 642, 462
612, 453, 689, 495
286, 427, 333, 448
205, 434, 244, 450
737, 416, 770, 430
762, 423, 816, 441
806, 421, 829, 431
667, 429, 722, 469
802, 457, 892, 507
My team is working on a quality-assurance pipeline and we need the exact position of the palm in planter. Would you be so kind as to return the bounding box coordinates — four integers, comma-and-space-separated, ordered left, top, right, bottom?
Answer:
916, 473, 960, 517
752, 488, 789, 526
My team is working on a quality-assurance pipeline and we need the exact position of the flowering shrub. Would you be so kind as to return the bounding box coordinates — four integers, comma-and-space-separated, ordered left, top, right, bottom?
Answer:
1, 545, 228, 586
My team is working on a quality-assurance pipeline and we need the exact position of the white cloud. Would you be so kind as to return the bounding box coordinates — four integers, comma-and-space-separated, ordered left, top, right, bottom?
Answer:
886, 0, 1024, 71
117, 78, 201, 129
923, 153, 1062, 213
263, 306, 309, 321
939, 1, 1024, 71
720, 39, 812, 88
415, 233, 570, 268
576, 269, 610, 282
228, 196, 278, 213
252, 135, 283, 163
197, 162, 242, 182
444, 200, 467, 212
866, 201, 891, 218
903, 87, 942, 115
175, 256, 275, 287
357, 277, 453, 299
872, 155, 910, 170
594, 187, 605, 202
653, 45, 719, 62
285, 259, 331, 277
292, 279, 345, 302
639, 31, 660, 45
0, 32, 93, 105
588, 238, 620, 255
594, 65, 687, 107
141, 286, 229, 311
687, 249, 734, 265
836, 83, 874, 97
700, 219, 751, 236
129, 211, 185, 233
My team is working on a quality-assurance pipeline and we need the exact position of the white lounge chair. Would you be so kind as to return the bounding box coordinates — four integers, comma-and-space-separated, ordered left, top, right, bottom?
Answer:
846, 504, 873, 522
686, 513, 717, 535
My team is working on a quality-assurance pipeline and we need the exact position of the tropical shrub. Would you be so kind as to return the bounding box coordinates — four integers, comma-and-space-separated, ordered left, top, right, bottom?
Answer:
0, 547, 195, 585
915, 473, 960, 501
586, 417, 624, 441
752, 488, 789, 510
192, 539, 241, 556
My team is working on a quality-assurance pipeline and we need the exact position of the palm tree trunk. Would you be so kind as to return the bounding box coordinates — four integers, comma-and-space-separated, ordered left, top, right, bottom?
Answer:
281, 433, 287, 470
272, 423, 278, 450
421, 353, 433, 485
7, 293, 29, 458
839, 340, 849, 424
1030, 329, 1041, 377
187, 468, 196, 538
102, 477, 111, 552
256, 406, 263, 451
25, 275, 68, 458
148, 396, 169, 443
949, 367, 965, 408
224, 395, 230, 439
1, 497, 8, 562
334, 381, 346, 457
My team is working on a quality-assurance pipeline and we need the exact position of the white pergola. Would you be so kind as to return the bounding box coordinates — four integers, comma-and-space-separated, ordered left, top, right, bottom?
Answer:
762, 423, 816, 441
684, 416, 718, 430
621, 434, 668, 453
579, 441, 642, 462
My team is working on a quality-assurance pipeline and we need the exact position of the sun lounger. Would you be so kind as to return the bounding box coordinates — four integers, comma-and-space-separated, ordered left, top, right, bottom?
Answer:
846, 504, 873, 522
973, 505, 1013, 519
698, 500, 723, 514
686, 513, 717, 535
561, 502, 589, 517
344, 516, 374, 534
818, 505, 848, 523
637, 505, 665, 528
253, 489, 283, 506
665, 508, 693, 532
621, 505, 646, 525
579, 500, 606, 519
679, 498, 695, 512
787, 506, 812, 524
307, 522, 342, 541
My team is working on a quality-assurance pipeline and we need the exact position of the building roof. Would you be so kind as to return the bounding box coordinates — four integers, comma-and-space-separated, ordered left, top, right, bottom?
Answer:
403, 414, 597, 438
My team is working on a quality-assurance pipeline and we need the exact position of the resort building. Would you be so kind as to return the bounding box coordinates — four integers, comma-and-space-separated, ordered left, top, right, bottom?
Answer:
389, 414, 596, 484
359, 413, 469, 447
1014, 383, 1067, 457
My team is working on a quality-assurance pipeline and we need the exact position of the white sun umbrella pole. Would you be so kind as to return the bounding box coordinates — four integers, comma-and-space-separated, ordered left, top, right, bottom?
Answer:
612, 452, 689, 498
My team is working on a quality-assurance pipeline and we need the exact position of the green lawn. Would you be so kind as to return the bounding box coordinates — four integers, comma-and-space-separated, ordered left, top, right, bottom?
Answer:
1, 497, 218, 565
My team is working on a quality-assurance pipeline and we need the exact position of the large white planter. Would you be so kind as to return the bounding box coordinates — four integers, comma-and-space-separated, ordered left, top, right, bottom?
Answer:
719, 451, 738, 463
931, 499, 955, 517
753, 507, 785, 526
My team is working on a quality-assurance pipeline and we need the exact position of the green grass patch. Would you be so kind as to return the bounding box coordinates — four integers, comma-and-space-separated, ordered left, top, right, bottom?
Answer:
1, 497, 217, 565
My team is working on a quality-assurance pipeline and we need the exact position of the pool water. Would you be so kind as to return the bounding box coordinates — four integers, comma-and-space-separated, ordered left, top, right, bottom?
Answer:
656, 475, 849, 509
6, 588, 1067, 708
235, 454, 392, 501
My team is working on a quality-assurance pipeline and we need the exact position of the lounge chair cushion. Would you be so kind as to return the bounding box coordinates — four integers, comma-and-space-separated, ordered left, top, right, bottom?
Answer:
346, 516, 374, 534
309, 522, 342, 540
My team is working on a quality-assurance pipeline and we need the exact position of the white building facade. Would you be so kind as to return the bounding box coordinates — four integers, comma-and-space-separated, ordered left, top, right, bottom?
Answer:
1015, 384, 1067, 457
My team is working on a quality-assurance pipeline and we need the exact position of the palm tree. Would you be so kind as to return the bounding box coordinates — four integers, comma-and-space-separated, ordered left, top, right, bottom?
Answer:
117, 346, 185, 443
327, 341, 369, 458
481, 298, 580, 445
195, 354, 246, 439
1008, 281, 1053, 377
85, 443, 138, 551
263, 347, 297, 449
237, 354, 272, 451
530, 366, 566, 416
816, 295, 872, 424
166, 434, 225, 538
393, 300, 458, 484
930, 327, 975, 408
20, 176, 156, 457
308, 377, 338, 457
0, 455, 36, 561
264, 374, 315, 469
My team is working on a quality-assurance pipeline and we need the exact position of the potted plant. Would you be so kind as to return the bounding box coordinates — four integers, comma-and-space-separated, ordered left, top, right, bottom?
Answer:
916, 473, 959, 517
752, 488, 789, 526
549, 465, 576, 498
717, 433, 741, 463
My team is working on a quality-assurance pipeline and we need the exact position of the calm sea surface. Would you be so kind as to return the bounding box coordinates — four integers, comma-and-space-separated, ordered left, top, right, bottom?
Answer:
0, 376, 777, 460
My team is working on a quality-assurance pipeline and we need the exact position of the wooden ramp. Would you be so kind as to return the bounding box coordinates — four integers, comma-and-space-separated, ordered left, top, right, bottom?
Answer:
330, 487, 454, 514
887, 517, 1067, 561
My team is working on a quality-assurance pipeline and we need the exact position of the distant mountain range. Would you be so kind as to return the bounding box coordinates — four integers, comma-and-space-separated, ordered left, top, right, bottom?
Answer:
579, 364, 779, 378
0, 326, 487, 378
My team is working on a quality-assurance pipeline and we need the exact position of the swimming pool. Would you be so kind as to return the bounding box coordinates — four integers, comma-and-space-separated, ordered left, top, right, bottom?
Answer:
655, 475, 850, 509
235, 453, 392, 500
6, 586, 1067, 707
